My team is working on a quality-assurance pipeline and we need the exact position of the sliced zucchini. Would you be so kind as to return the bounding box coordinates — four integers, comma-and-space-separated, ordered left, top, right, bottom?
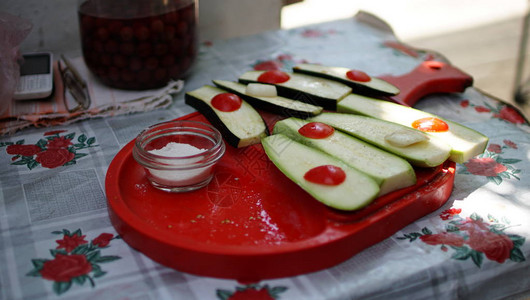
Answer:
238, 70, 351, 110
293, 63, 400, 96
212, 80, 323, 118
185, 85, 268, 148
310, 112, 451, 167
337, 94, 489, 163
262, 134, 380, 211
273, 117, 416, 195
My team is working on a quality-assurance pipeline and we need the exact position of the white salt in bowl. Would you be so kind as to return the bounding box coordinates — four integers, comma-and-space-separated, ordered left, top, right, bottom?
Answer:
132, 120, 225, 192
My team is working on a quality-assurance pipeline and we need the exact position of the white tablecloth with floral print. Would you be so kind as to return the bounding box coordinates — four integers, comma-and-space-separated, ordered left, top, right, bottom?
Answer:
1, 13, 529, 300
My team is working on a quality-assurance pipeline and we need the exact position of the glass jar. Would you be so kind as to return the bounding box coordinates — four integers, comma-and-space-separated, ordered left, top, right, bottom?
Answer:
77, 0, 198, 90
132, 120, 225, 192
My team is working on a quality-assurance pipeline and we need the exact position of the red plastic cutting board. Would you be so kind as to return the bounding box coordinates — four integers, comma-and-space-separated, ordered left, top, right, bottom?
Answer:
379, 60, 473, 107
106, 111, 456, 281
106, 60, 469, 280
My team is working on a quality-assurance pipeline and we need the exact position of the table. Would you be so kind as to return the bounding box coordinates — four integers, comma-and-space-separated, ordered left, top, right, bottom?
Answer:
1, 13, 529, 300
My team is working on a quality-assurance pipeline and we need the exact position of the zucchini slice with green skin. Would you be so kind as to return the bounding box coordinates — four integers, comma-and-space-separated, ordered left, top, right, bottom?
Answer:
337, 94, 489, 163
273, 117, 416, 196
212, 80, 323, 118
238, 70, 351, 110
185, 85, 268, 148
262, 134, 380, 211
293, 63, 400, 96
310, 112, 451, 168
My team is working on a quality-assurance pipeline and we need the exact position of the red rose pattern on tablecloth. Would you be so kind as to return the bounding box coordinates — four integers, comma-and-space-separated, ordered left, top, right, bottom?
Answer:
217, 284, 287, 300
56, 232, 88, 253
46, 136, 74, 149
459, 99, 527, 124
92, 233, 115, 248
0, 130, 98, 170
35, 148, 76, 169
297, 28, 338, 38
440, 208, 462, 220
464, 158, 507, 177
44, 130, 68, 136
27, 229, 121, 295
398, 210, 526, 267
6, 144, 42, 157
40, 254, 93, 282
503, 139, 518, 149
459, 140, 521, 185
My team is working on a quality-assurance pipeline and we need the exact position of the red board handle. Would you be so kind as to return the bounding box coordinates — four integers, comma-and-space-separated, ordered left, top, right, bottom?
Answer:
378, 61, 473, 107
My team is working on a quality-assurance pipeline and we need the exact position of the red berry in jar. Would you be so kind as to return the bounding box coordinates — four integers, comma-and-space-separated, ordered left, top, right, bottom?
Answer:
154, 43, 168, 56
145, 57, 159, 70
104, 40, 119, 53
108, 20, 123, 35
112, 54, 128, 68
137, 43, 152, 57
162, 55, 175, 66
154, 68, 168, 81
134, 25, 150, 41
100, 54, 111, 66
129, 58, 143, 71
121, 70, 135, 82
95, 27, 109, 40
176, 21, 188, 37
119, 42, 135, 55
150, 19, 165, 34
119, 27, 134, 41
164, 26, 176, 41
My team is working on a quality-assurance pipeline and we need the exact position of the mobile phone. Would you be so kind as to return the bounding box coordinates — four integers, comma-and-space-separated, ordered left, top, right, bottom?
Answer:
13, 52, 54, 100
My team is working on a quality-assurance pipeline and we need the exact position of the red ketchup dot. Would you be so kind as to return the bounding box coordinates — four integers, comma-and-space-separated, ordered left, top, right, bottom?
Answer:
304, 165, 346, 186
346, 69, 371, 82
257, 70, 290, 84
411, 117, 449, 132
298, 122, 334, 139
211, 93, 242, 112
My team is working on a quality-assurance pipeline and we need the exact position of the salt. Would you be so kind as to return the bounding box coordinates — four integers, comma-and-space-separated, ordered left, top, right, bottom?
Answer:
149, 142, 206, 157
146, 142, 212, 187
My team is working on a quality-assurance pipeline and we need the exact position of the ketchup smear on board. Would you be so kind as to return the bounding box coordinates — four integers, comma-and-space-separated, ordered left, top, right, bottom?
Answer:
304, 165, 346, 186
298, 122, 335, 139
346, 70, 371, 82
211, 93, 242, 112
257, 70, 290, 84
411, 117, 449, 132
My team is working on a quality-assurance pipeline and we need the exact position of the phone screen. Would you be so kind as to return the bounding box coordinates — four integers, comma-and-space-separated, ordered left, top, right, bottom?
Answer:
20, 54, 51, 75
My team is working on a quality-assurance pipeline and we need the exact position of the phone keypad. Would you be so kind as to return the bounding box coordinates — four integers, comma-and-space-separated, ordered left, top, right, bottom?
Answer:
16, 75, 51, 92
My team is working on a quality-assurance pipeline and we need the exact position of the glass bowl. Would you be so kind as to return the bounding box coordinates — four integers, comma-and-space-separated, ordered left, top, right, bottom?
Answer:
132, 120, 225, 192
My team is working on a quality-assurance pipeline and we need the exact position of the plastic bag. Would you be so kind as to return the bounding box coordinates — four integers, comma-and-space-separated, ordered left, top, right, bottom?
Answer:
0, 12, 33, 114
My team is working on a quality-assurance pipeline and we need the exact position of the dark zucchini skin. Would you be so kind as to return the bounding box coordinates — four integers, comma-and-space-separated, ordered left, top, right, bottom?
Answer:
185, 91, 269, 148
292, 67, 399, 97
212, 80, 322, 119
238, 78, 339, 111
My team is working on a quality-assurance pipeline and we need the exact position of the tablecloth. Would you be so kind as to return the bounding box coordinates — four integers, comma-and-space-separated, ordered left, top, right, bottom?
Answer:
1, 12, 529, 300
0, 57, 183, 136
